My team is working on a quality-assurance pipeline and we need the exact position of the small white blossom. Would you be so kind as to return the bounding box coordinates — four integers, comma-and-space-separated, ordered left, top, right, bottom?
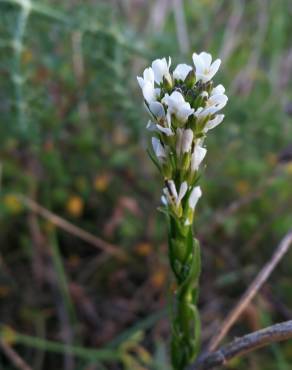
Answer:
195, 92, 228, 119
188, 186, 202, 210
192, 52, 221, 83
191, 143, 207, 171
152, 57, 172, 85
207, 93, 228, 111
146, 102, 174, 136
152, 137, 166, 162
173, 64, 193, 81
162, 91, 194, 123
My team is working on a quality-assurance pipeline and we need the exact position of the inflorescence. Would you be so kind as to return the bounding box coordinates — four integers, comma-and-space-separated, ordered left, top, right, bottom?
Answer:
137, 52, 228, 226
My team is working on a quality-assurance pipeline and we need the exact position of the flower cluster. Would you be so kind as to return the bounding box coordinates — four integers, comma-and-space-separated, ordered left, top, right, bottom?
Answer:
137, 52, 227, 226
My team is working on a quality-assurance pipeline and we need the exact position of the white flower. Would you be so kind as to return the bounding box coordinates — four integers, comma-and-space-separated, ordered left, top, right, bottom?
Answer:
195, 92, 228, 119
162, 91, 194, 123
146, 102, 174, 136
163, 180, 188, 207
188, 186, 202, 210
176, 128, 193, 156
152, 137, 166, 162
207, 93, 228, 111
137, 67, 158, 103
152, 57, 172, 85
191, 143, 207, 171
203, 114, 225, 132
173, 64, 193, 81
192, 52, 221, 83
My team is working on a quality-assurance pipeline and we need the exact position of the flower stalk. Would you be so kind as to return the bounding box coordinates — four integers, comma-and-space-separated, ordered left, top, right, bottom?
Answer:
137, 52, 227, 370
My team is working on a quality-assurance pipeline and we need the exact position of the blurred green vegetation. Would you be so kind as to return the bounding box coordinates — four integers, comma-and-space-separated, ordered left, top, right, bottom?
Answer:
0, 0, 292, 369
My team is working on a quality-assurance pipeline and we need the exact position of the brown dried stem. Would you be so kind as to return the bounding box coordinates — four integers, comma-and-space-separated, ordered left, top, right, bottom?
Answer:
0, 339, 33, 370
190, 320, 292, 370
16, 194, 127, 260
208, 230, 292, 352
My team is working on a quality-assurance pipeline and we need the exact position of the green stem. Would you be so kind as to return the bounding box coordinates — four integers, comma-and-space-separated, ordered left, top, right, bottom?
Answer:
169, 219, 201, 370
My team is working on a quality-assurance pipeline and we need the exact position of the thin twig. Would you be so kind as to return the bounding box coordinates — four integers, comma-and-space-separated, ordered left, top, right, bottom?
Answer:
172, 0, 190, 54
208, 230, 292, 352
191, 320, 292, 370
219, 0, 244, 62
0, 339, 33, 370
16, 194, 127, 260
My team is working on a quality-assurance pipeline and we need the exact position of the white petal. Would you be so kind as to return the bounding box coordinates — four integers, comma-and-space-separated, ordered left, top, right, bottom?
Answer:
137, 76, 144, 89
209, 59, 221, 79
168, 180, 178, 199
149, 101, 165, 118
142, 82, 156, 103
212, 84, 225, 95
163, 91, 194, 123
151, 57, 171, 84
173, 64, 193, 81
156, 124, 173, 136
143, 67, 154, 85
182, 129, 193, 153
161, 195, 168, 206
152, 137, 166, 159
191, 144, 207, 171
208, 94, 228, 110
177, 106, 194, 123
189, 186, 202, 210
204, 114, 224, 132
176, 181, 188, 206
192, 53, 205, 74
200, 52, 212, 67
146, 120, 157, 131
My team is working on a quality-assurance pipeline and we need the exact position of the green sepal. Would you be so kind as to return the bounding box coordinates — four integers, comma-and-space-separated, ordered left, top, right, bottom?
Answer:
185, 69, 196, 89
189, 305, 201, 362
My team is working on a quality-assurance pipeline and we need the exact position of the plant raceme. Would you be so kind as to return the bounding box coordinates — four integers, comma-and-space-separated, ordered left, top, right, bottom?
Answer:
137, 52, 227, 370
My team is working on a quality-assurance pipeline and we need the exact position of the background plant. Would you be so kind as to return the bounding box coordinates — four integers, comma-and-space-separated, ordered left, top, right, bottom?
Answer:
0, 0, 292, 369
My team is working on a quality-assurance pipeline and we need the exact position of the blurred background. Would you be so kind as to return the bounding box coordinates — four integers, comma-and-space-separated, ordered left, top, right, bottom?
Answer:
0, 0, 292, 369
